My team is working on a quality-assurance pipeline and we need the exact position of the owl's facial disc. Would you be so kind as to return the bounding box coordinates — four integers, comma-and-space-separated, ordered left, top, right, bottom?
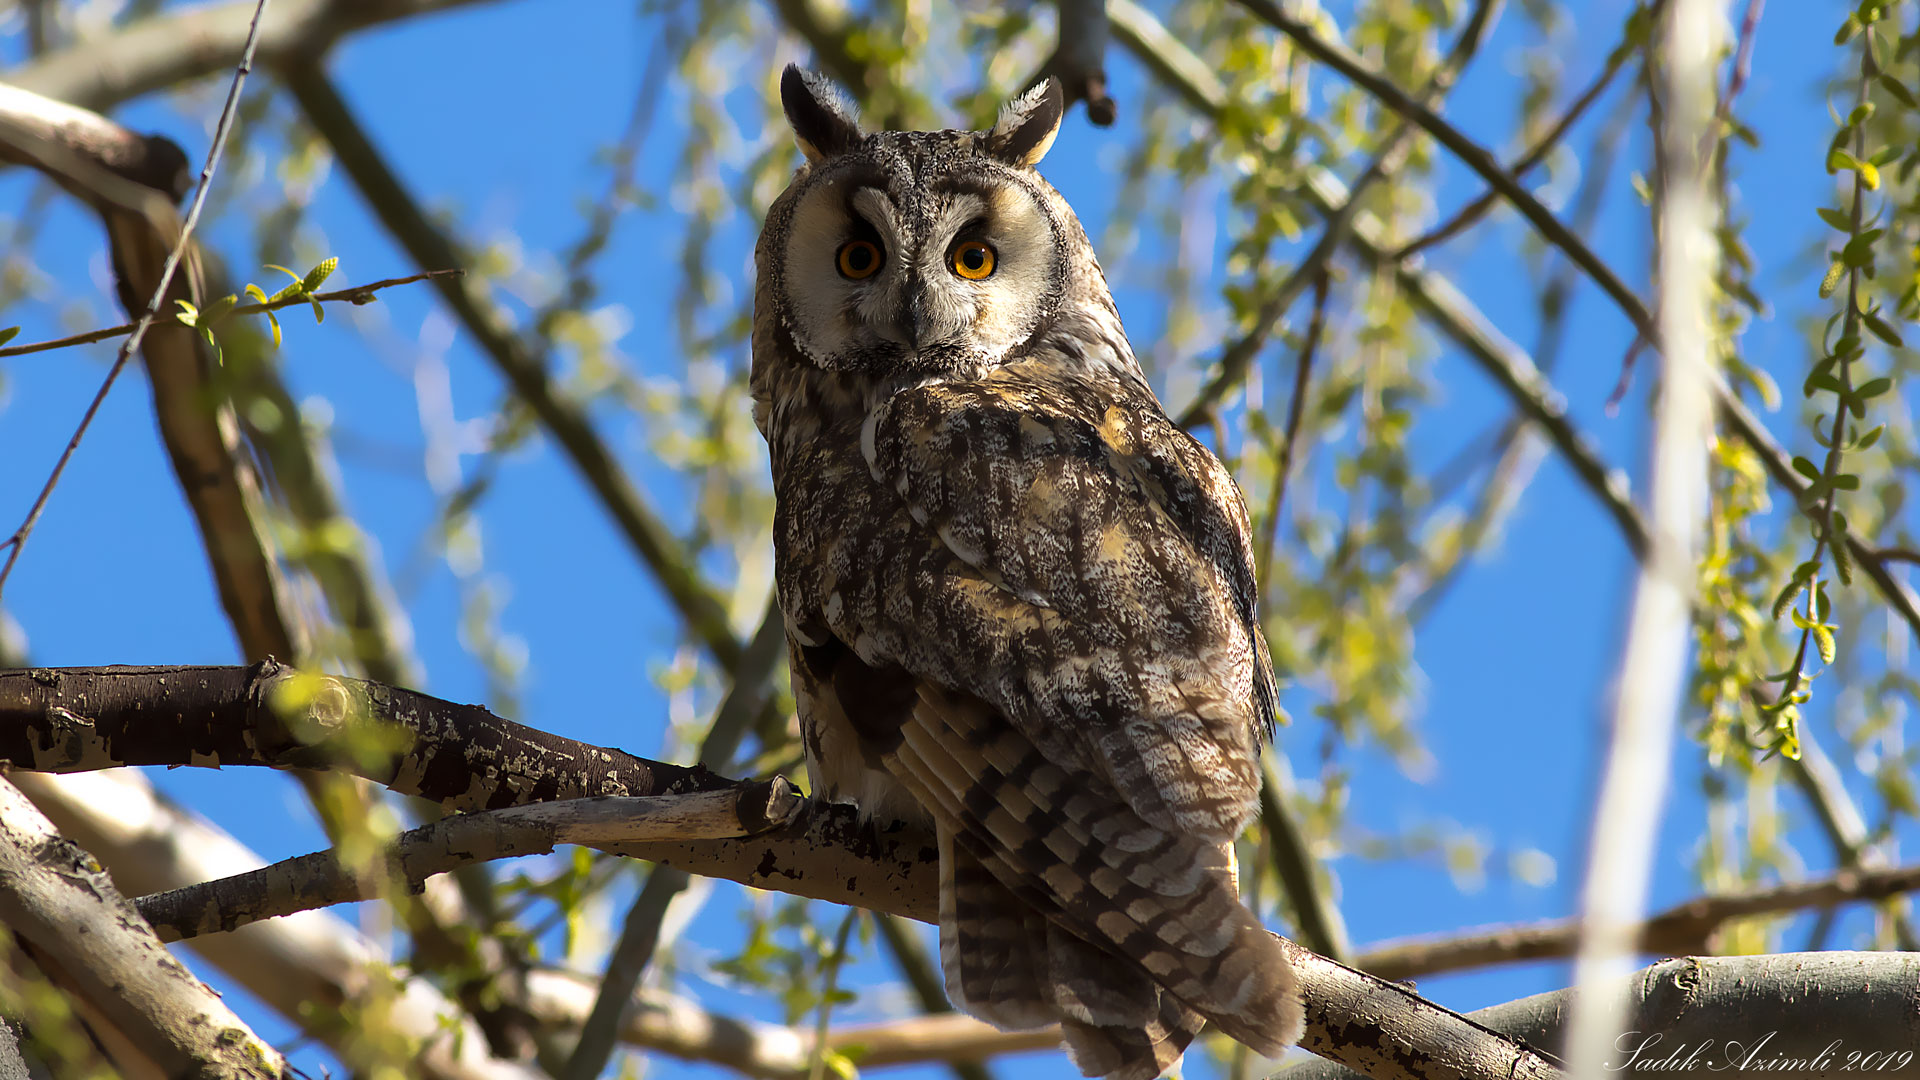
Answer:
779, 167, 1062, 375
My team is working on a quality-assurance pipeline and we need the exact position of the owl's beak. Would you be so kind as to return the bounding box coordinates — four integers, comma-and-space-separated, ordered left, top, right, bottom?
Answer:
906, 295, 933, 349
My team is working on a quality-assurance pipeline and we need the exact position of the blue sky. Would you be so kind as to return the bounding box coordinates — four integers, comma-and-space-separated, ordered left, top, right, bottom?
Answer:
0, 1, 1906, 1077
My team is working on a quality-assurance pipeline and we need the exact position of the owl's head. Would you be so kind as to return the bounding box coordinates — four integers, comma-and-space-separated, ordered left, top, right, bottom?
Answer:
759, 66, 1078, 377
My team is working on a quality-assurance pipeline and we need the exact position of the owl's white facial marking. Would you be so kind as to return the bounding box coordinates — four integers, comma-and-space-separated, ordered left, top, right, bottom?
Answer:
777, 151, 1065, 377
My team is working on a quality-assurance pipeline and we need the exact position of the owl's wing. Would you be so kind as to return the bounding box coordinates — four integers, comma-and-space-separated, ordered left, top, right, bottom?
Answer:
857, 361, 1278, 842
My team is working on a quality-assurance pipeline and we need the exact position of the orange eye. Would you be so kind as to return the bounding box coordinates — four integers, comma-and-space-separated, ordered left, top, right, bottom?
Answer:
837, 240, 882, 279
950, 240, 996, 280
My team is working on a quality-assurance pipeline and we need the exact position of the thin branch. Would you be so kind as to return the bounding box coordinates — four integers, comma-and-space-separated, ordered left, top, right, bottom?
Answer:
1354, 861, 1920, 981
1231, 0, 1657, 343
1395, 0, 1662, 260
1255, 269, 1331, 585
1179, 0, 1503, 427
1565, 0, 1717, 1068
0, 0, 271, 603
136, 784, 804, 942
1260, 757, 1352, 962
0, 269, 462, 359
283, 62, 744, 670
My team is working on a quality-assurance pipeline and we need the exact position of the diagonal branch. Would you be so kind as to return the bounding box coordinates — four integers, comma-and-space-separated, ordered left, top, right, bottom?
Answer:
0, 777, 288, 1078
1229, 0, 1657, 342
281, 62, 744, 669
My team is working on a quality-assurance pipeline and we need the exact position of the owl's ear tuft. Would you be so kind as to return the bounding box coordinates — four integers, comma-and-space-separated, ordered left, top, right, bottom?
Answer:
781, 65, 863, 163
985, 78, 1064, 167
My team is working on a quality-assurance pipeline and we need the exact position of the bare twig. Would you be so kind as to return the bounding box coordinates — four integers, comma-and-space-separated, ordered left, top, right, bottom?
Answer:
0, 269, 462, 358
0, 0, 271, 603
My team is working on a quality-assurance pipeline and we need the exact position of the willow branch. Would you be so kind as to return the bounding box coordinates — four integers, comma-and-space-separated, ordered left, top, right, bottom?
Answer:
1395, 0, 1662, 259
1230, 0, 1657, 343
1178, 0, 1503, 427
0, 270, 461, 359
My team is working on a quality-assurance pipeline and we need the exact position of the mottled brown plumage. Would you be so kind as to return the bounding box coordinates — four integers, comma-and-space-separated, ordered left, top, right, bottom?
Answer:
753, 67, 1303, 1079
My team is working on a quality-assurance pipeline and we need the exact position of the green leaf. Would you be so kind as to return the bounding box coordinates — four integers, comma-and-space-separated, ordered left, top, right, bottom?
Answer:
1856, 376, 1893, 398
308, 295, 326, 324
1856, 424, 1885, 449
174, 299, 199, 327
199, 293, 239, 327
1880, 74, 1918, 109
1828, 147, 1861, 175
265, 309, 282, 348
1817, 207, 1854, 231
244, 283, 268, 304
1842, 233, 1879, 267
1792, 456, 1823, 481
1807, 373, 1848, 396
301, 256, 339, 294
0, 326, 18, 347
1862, 314, 1903, 347
1832, 473, 1861, 490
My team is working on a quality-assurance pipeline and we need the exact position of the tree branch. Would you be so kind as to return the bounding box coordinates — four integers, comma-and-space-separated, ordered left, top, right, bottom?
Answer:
1280, 952, 1920, 1080
0, 663, 1567, 1079
5, 0, 497, 113
1355, 862, 1920, 981
1229, 0, 1656, 343
282, 61, 745, 672
137, 784, 804, 942
0, 778, 288, 1078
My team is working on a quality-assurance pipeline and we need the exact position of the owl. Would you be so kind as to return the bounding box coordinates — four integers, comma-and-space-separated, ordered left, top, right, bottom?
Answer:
751, 67, 1305, 1079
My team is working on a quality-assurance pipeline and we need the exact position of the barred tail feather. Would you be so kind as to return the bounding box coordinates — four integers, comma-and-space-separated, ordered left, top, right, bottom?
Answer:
891, 687, 1305, 1064
938, 827, 1055, 1029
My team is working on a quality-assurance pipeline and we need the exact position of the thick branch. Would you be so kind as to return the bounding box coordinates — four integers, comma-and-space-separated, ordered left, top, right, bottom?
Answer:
5, 0, 496, 113
0, 777, 287, 1079
0, 663, 1564, 1078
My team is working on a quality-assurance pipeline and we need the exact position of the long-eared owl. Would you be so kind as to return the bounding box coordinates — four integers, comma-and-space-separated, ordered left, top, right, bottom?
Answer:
751, 67, 1304, 1079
